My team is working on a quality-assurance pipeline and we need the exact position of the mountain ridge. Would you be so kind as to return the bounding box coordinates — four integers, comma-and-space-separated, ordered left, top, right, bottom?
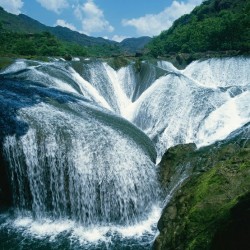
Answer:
0, 6, 151, 54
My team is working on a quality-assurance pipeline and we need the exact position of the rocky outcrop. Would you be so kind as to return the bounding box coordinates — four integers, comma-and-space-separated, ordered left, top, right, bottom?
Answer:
155, 124, 250, 250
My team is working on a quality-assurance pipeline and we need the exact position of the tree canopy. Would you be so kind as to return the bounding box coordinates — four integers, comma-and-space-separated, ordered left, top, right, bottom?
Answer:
147, 0, 250, 57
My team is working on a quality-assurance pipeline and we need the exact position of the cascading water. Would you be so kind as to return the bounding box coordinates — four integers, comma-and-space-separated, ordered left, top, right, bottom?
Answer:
0, 73, 160, 249
3, 103, 158, 224
0, 56, 250, 249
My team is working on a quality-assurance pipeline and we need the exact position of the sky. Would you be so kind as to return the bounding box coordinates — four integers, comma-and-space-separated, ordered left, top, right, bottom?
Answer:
0, 0, 203, 41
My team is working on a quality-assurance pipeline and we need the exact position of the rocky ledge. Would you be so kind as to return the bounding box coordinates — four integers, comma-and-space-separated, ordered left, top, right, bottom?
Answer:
154, 123, 250, 250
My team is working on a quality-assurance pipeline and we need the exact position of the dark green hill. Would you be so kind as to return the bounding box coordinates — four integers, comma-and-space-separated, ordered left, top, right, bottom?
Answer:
0, 8, 45, 33
147, 0, 250, 58
48, 26, 116, 47
0, 7, 152, 56
0, 7, 118, 48
0, 6, 125, 57
120, 36, 152, 53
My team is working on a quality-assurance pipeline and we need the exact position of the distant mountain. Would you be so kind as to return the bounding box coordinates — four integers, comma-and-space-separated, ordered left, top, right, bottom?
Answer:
120, 36, 152, 53
0, 7, 151, 54
0, 7, 118, 47
0, 8, 44, 33
147, 0, 250, 57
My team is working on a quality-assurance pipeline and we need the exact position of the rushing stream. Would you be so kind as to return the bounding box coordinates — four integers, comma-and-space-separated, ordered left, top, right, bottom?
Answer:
0, 57, 249, 249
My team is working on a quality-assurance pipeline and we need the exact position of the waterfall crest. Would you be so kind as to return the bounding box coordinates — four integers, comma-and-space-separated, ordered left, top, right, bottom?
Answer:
0, 57, 249, 242
1, 78, 158, 226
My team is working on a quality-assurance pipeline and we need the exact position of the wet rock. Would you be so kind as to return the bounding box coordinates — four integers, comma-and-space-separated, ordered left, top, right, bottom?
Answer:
155, 124, 250, 249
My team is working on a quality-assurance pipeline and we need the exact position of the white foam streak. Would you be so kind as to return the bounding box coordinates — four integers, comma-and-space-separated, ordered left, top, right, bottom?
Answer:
157, 60, 180, 73
69, 67, 112, 110
196, 91, 250, 147
184, 57, 250, 88
1, 59, 27, 74
103, 63, 133, 116
116, 206, 161, 237
14, 217, 74, 238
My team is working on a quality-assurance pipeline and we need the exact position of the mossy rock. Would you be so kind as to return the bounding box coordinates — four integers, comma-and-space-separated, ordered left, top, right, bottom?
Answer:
155, 125, 250, 250
107, 56, 130, 70
0, 57, 13, 71
211, 193, 250, 250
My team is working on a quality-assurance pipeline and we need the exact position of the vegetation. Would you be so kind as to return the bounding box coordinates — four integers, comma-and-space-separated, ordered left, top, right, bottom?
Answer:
154, 124, 250, 250
0, 6, 120, 48
147, 0, 250, 58
120, 36, 152, 53
0, 6, 124, 58
0, 26, 122, 58
106, 56, 131, 70
0, 6, 150, 58
0, 30, 85, 57
0, 57, 13, 70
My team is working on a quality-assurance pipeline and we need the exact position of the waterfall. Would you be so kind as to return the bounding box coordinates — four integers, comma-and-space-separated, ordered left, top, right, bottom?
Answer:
183, 57, 250, 88
129, 57, 250, 160
0, 56, 249, 248
0, 77, 158, 226
1, 57, 249, 163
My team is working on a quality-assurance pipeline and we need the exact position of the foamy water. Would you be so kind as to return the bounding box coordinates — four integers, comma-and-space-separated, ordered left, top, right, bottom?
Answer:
0, 206, 161, 248
0, 57, 249, 249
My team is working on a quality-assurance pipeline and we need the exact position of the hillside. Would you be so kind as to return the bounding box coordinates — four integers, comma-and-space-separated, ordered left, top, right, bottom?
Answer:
120, 36, 152, 53
0, 7, 117, 47
0, 7, 151, 56
147, 0, 250, 58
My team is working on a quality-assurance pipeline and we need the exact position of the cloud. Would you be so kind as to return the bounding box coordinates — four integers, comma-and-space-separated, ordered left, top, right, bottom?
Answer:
74, 0, 114, 35
0, 0, 23, 14
122, 0, 203, 36
111, 35, 127, 42
36, 0, 68, 14
55, 19, 77, 31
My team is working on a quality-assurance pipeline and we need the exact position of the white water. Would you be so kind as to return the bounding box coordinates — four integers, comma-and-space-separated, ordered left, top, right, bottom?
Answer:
129, 57, 250, 160
1, 206, 161, 242
196, 91, 250, 147
2, 56, 249, 171
183, 57, 250, 88
1, 56, 250, 247
3, 100, 159, 225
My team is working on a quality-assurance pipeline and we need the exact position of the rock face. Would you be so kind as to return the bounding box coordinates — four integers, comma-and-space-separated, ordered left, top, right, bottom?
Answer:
154, 124, 250, 250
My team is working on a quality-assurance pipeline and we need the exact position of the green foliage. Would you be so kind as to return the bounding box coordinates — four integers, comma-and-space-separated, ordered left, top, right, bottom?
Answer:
107, 56, 130, 70
147, 0, 250, 57
0, 31, 87, 57
0, 7, 121, 50
0, 7, 150, 57
0, 28, 123, 57
134, 58, 142, 72
120, 36, 152, 53
0, 57, 13, 70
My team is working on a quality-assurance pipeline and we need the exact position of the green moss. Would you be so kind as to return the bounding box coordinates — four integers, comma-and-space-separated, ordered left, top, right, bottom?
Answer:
134, 58, 142, 72
107, 56, 130, 70
0, 57, 13, 70
185, 160, 249, 249
155, 128, 250, 250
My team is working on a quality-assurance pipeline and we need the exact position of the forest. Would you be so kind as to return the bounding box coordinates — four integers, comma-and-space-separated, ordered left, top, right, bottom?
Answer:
147, 0, 250, 57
